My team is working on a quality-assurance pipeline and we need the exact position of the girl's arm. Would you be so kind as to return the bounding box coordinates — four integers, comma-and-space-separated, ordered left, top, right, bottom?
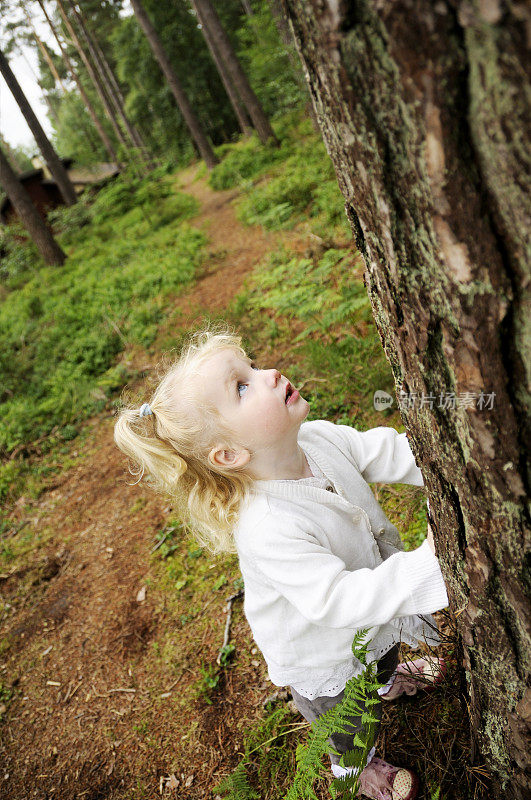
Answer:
334, 423, 424, 486
245, 519, 448, 630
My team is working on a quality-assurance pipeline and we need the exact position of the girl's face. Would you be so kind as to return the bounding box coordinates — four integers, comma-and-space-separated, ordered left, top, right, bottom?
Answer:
197, 348, 310, 455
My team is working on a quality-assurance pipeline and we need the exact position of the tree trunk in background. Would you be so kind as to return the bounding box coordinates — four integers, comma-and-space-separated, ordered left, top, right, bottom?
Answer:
0, 136, 25, 172
0, 50, 77, 206
269, 0, 318, 129
0, 147, 65, 266
194, 2, 253, 137
18, 46, 61, 127
129, 0, 218, 169
79, 9, 151, 159
191, 0, 278, 146
39, 1, 120, 166
280, 2, 530, 796
66, 0, 151, 166
37, 0, 129, 157
241, 0, 254, 16
22, 6, 67, 94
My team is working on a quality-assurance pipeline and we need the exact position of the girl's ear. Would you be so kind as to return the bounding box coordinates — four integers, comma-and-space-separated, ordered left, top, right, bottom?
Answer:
208, 444, 250, 471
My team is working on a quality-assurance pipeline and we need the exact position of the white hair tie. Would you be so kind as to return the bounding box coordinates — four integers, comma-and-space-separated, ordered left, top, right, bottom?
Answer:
139, 402, 153, 417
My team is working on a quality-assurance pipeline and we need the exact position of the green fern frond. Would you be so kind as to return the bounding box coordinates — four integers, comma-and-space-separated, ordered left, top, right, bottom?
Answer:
213, 761, 260, 800
350, 628, 370, 656
215, 706, 296, 799
284, 628, 385, 799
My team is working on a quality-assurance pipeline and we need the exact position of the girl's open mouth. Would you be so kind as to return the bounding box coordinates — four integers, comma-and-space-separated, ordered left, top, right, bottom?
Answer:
285, 382, 299, 405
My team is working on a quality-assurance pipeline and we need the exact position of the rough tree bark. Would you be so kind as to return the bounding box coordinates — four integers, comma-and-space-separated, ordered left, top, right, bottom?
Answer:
192, 0, 279, 145
0, 50, 77, 206
279, 1, 530, 797
129, 0, 218, 169
0, 146, 65, 266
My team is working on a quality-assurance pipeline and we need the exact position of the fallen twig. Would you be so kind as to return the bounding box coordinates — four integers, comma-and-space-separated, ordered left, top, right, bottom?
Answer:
104, 306, 127, 342
63, 679, 83, 704
150, 526, 177, 554
245, 722, 310, 756
217, 589, 243, 665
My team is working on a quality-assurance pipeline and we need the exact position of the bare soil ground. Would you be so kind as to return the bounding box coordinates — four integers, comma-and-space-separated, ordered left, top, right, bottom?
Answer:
0, 168, 487, 800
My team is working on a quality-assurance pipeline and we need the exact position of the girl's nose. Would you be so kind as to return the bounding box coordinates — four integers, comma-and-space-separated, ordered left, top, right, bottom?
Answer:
265, 368, 280, 386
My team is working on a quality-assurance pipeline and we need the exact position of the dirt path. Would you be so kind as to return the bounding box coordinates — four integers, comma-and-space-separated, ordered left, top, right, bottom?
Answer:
173, 166, 277, 315
0, 168, 306, 800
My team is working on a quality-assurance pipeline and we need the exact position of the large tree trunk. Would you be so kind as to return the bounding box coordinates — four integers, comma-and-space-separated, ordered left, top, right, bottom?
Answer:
0, 50, 77, 206
191, 0, 279, 146
193, 1, 253, 137
0, 147, 65, 266
279, 1, 530, 797
37, 0, 120, 166
129, 0, 218, 169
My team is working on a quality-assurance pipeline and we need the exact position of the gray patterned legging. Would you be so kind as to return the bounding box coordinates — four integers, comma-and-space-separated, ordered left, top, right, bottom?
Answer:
289, 645, 400, 766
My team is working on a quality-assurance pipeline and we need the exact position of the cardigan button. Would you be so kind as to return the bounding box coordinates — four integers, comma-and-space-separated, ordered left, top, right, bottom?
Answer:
325, 484, 335, 492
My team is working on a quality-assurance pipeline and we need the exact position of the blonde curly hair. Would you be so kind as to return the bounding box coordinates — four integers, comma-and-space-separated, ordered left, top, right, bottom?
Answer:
113, 324, 255, 554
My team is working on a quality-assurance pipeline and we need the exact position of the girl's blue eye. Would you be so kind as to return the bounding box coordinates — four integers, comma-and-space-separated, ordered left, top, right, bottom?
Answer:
238, 363, 257, 396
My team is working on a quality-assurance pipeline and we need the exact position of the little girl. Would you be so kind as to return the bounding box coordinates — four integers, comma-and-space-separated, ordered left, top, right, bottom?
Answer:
114, 327, 449, 800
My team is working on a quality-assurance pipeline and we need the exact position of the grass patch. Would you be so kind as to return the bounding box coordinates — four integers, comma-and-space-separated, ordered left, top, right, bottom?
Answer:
209, 136, 286, 191
209, 114, 349, 235
0, 171, 204, 457
236, 134, 347, 232
0, 422, 90, 534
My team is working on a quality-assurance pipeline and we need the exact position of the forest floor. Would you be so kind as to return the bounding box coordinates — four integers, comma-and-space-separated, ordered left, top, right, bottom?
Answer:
0, 166, 489, 800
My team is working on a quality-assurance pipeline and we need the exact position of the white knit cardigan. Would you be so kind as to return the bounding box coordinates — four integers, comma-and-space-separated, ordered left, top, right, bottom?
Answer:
233, 420, 449, 699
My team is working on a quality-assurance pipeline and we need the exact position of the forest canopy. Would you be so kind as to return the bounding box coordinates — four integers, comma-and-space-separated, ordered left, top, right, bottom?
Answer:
1, 0, 308, 168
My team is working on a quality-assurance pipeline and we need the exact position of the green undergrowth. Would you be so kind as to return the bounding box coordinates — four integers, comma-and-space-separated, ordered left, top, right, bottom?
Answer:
213, 704, 302, 800
209, 114, 349, 235
0, 170, 204, 459
0, 424, 89, 509
209, 136, 286, 191
208, 112, 304, 190
242, 247, 372, 341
